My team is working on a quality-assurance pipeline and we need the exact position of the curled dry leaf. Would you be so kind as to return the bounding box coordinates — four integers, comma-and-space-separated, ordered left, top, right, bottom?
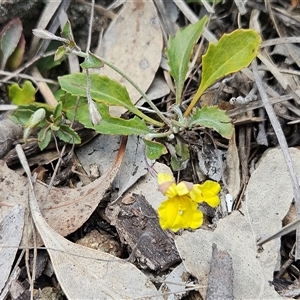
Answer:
0, 137, 127, 246
95, 0, 163, 116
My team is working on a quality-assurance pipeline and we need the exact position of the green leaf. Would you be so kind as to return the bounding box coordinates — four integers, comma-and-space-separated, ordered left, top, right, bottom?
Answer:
53, 102, 62, 119
10, 108, 36, 126
23, 108, 46, 141
170, 138, 189, 171
59, 73, 162, 126
171, 156, 182, 172
189, 106, 233, 139
175, 140, 190, 161
9, 80, 36, 105
166, 16, 208, 104
55, 45, 67, 61
185, 29, 261, 116
200, 29, 261, 92
37, 41, 65, 72
59, 73, 138, 115
0, 18, 22, 69
61, 20, 74, 42
143, 139, 167, 160
38, 127, 52, 150
10, 103, 54, 126
25, 108, 46, 129
80, 52, 103, 69
56, 124, 81, 144
62, 94, 152, 135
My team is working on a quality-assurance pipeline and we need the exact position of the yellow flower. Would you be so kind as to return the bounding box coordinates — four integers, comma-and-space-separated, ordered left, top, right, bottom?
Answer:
157, 173, 193, 197
157, 195, 203, 232
157, 173, 221, 232
189, 180, 221, 207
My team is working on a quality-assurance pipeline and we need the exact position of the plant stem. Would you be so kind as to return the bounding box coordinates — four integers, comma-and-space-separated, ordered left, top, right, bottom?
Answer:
96, 55, 169, 126
183, 87, 203, 117
71, 50, 165, 127
145, 129, 174, 140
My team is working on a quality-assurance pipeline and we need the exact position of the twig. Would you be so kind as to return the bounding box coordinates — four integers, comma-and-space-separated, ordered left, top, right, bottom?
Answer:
96, 56, 168, 126
74, 0, 116, 19
85, 0, 102, 125
172, 0, 217, 43
0, 50, 57, 84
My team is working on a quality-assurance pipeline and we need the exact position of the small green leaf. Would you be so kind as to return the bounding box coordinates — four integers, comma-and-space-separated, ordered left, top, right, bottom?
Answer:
59, 73, 156, 124
62, 94, 152, 135
51, 125, 60, 131
175, 140, 190, 161
0, 18, 22, 69
171, 156, 182, 172
25, 108, 46, 129
55, 45, 67, 61
9, 80, 35, 105
143, 139, 167, 160
59, 73, 136, 113
185, 29, 261, 116
170, 138, 189, 171
166, 16, 208, 104
80, 52, 103, 69
23, 108, 46, 141
56, 124, 81, 144
10, 108, 36, 126
38, 127, 52, 150
36, 41, 65, 72
61, 20, 74, 42
189, 106, 233, 139
10, 103, 54, 126
53, 102, 62, 119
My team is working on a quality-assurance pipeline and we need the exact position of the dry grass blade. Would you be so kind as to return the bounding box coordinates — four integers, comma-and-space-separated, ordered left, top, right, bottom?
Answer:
30, 67, 57, 107
16, 144, 162, 300
29, 0, 62, 56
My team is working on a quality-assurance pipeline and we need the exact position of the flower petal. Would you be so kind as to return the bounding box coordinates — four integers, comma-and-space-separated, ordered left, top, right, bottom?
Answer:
203, 195, 220, 207
157, 195, 203, 232
189, 181, 221, 207
165, 183, 178, 198
157, 173, 178, 197
157, 173, 174, 185
175, 181, 192, 196
189, 184, 204, 202
200, 180, 221, 195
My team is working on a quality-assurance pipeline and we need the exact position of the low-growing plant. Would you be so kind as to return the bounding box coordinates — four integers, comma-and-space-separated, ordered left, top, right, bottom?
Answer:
7, 16, 261, 232
9, 17, 261, 158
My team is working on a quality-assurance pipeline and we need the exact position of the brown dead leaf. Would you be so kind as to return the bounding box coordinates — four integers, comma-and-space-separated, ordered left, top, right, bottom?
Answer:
0, 137, 127, 246
95, 0, 163, 116
16, 144, 162, 300
0, 204, 24, 293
